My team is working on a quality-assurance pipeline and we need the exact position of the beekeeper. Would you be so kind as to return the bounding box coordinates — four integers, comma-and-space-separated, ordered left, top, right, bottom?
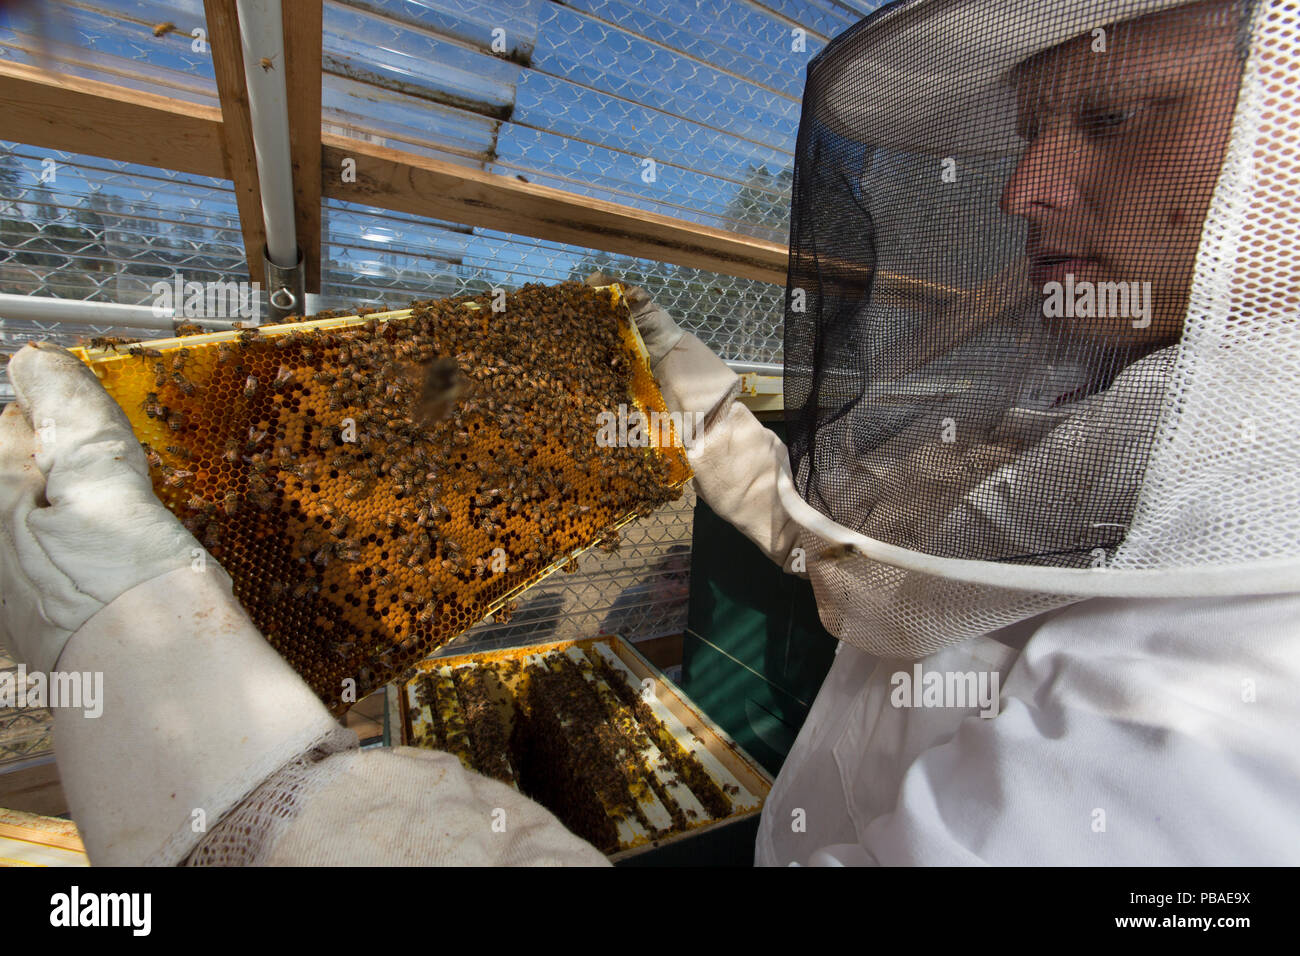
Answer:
2, 0, 1298, 865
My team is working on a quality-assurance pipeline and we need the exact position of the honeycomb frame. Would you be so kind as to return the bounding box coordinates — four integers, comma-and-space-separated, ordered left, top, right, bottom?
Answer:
69, 282, 692, 712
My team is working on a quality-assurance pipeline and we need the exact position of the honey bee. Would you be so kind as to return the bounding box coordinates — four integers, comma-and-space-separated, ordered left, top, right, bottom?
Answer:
217, 342, 234, 364
141, 393, 165, 420
171, 371, 196, 396
223, 491, 241, 516
222, 439, 241, 463
238, 328, 260, 347
260, 54, 277, 72
165, 445, 191, 461
142, 444, 163, 469
243, 375, 258, 399
166, 410, 186, 432
273, 365, 293, 389
163, 468, 194, 488
170, 348, 190, 371
151, 21, 176, 37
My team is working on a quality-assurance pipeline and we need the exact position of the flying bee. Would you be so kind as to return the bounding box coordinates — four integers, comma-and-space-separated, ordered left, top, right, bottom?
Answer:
818, 543, 863, 562
151, 21, 176, 37
243, 375, 258, 399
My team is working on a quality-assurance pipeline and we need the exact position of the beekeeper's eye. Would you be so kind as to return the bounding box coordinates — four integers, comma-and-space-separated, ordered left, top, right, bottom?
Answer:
1079, 103, 1140, 137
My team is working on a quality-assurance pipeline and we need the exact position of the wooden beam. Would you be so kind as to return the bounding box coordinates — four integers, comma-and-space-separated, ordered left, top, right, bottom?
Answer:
0, 59, 226, 178
0, 59, 798, 287
320, 136, 791, 286
204, 0, 266, 284
281, 0, 323, 293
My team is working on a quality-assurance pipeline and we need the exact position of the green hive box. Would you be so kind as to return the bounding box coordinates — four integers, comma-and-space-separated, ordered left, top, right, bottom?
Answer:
679, 419, 839, 780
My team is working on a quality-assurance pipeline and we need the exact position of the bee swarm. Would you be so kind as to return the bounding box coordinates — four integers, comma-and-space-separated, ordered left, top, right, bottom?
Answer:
85, 282, 688, 711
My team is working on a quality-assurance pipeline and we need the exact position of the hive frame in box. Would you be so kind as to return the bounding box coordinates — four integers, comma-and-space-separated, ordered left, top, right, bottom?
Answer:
66, 284, 693, 707
397, 634, 773, 861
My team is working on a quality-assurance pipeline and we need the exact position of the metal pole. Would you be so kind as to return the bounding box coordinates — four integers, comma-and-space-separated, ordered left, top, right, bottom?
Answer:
236, 0, 304, 321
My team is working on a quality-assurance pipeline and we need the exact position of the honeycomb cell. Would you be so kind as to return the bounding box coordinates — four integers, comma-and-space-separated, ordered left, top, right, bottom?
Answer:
70, 282, 690, 713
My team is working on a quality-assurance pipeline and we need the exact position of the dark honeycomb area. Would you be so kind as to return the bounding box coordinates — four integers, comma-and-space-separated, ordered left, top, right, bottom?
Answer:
402, 641, 761, 855
74, 283, 690, 712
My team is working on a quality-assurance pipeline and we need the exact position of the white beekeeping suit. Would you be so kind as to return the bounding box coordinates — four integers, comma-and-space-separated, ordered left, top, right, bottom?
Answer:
1, 0, 1298, 867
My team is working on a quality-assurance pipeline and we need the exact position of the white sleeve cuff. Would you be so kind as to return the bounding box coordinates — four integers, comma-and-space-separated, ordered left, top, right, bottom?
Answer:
51, 566, 345, 865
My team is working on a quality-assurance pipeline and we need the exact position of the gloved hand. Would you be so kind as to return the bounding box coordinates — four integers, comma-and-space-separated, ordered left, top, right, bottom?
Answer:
584, 270, 686, 369
0, 342, 199, 673
0, 341, 348, 865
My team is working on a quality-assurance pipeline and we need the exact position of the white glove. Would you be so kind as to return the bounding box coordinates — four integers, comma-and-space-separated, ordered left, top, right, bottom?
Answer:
0, 341, 346, 865
0, 342, 198, 672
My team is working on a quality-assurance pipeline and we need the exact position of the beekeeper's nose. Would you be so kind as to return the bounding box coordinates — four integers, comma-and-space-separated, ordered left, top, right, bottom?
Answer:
1000, 123, 1087, 220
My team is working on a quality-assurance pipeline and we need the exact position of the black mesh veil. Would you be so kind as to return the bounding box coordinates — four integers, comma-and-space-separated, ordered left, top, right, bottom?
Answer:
785, 0, 1254, 569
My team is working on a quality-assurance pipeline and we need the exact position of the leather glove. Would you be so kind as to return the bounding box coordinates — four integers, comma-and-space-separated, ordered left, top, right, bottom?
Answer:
0, 342, 199, 672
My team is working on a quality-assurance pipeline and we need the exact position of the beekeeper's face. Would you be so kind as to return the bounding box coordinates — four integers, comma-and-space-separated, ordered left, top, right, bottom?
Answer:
1000, 1, 1243, 347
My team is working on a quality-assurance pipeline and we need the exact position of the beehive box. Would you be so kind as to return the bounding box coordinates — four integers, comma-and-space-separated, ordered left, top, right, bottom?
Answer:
69, 282, 691, 712
399, 635, 771, 859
